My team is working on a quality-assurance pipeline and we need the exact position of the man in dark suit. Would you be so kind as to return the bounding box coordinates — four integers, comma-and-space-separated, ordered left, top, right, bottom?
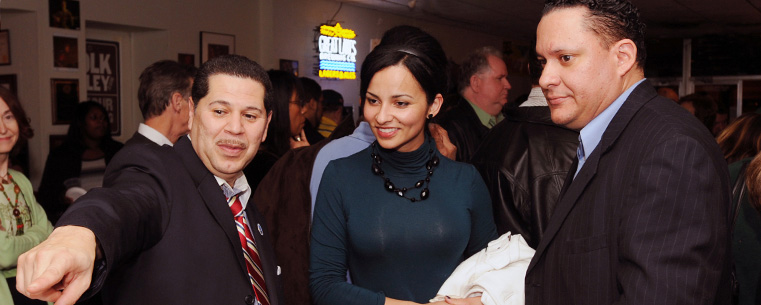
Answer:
128, 60, 197, 146
435, 46, 511, 162
525, 0, 731, 304
16, 55, 283, 305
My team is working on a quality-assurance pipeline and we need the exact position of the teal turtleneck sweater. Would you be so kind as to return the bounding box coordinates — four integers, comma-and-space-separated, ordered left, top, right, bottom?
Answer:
310, 136, 498, 304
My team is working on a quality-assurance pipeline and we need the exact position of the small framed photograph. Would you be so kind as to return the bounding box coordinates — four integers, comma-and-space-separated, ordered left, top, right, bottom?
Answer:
49, 0, 81, 30
0, 30, 10, 66
200, 31, 235, 64
53, 35, 78, 69
279, 59, 299, 76
0, 74, 17, 96
178, 53, 195, 67
51, 78, 79, 125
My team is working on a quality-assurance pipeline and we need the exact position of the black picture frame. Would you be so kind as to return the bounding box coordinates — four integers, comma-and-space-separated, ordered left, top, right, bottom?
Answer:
200, 31, 235, 64
280, 59, 299, 76
178, 53, 195, 67
0, 30, 10, 66
51, 78, 79, 125
49, 0, 81, 30
53, 35, 78, 69
0, 74, 18, 96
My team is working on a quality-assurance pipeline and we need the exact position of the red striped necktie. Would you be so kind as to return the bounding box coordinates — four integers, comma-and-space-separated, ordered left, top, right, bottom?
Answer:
227, 192, 270, 305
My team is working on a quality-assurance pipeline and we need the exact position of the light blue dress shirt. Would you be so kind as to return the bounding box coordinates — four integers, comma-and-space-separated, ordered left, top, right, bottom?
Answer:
575, 79, 645, 177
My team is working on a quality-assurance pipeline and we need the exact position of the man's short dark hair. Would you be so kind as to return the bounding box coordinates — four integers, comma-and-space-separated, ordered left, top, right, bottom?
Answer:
138, 60, 197, 119
679, 93, 717, 132
322, 90, 344, 112
191, 55, 273, 114
300, 77, 322, 103
543, 0, 647, 68
458, 46, 502, 93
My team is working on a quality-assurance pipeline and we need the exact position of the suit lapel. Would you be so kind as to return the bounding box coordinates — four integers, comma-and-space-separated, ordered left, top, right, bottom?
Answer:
527, 80, 657, 273
174, 137, 249, 274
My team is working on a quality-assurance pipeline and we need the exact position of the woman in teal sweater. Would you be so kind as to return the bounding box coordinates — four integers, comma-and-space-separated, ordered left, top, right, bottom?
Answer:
0, 87, 53, 305
309, 26, 497, 305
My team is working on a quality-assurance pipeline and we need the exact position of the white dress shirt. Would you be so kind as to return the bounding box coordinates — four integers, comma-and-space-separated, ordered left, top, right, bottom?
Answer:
138, 123, 174, 146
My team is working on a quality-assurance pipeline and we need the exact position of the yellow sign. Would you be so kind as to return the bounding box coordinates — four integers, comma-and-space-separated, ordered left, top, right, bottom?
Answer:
318, 70, 356, 80
317, 23, 357, 80
320, 23, 356, 39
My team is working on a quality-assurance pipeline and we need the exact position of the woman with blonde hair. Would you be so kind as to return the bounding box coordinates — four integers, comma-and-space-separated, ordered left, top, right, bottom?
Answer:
716, 113, 761, 164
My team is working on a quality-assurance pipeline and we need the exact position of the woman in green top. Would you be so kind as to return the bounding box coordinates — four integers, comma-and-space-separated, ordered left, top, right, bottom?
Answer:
0, 87, 53, 305
310, 26, 497, 305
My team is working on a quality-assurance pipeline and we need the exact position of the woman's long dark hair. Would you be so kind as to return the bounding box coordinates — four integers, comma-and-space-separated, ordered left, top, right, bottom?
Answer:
65, 101, 116, 153
262, 70, 305, 157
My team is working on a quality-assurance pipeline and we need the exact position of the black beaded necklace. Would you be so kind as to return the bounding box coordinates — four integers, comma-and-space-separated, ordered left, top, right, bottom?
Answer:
370, 140, 440, 202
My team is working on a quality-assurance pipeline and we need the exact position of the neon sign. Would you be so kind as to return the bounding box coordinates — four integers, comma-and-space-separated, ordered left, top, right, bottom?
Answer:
317, 23, 357, 80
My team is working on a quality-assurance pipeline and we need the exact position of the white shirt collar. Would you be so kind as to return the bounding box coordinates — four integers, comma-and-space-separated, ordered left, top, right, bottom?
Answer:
214, 174, 251, 210
138, 123, 174, 146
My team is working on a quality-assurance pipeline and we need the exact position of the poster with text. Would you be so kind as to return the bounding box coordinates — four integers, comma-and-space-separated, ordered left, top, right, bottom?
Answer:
86, 39, 120, 135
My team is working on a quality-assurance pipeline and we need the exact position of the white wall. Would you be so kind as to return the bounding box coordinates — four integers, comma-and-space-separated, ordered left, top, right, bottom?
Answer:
0, 0, 530, 187
266, 0, 530, 114
0, 0, 263, 187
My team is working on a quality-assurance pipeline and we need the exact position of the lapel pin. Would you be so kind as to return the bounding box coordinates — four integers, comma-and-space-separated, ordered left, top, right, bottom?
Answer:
257, 223, 264, 236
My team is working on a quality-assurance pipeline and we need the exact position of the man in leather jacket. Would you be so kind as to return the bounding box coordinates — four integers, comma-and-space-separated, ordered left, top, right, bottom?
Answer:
470, 52, 577, 248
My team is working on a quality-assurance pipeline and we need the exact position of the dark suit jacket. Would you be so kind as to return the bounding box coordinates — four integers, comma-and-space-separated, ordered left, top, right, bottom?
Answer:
124, 131, 156, 147
57, 136, 284, 305
525, 81, 732, 305
471, 106, 578, 248
434, 96, 489, 162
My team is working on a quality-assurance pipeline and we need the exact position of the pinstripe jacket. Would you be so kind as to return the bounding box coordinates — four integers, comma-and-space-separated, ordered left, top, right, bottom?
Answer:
525, 80, 732, 305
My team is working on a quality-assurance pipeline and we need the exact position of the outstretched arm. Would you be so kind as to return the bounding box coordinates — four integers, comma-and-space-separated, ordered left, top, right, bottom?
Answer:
16, 226, 97, 305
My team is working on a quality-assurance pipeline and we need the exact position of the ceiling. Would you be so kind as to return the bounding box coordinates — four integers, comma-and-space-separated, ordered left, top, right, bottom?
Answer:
334, 0, 761, 41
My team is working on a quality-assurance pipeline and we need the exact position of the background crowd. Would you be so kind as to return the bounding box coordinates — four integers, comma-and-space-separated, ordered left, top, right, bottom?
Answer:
2, 0, 761, 304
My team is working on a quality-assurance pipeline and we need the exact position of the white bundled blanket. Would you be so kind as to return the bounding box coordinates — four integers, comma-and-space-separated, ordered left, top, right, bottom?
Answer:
430, 232, 535, 305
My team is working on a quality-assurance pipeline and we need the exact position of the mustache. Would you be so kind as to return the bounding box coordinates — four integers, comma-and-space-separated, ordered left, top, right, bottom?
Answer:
215, 139, 247, 149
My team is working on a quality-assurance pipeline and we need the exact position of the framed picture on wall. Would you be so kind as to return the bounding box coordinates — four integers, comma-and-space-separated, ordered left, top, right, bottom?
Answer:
280, 59, 299, 76
0, 74, 18, 96
200, 31, 235, 64
49, 0, 81, 30
86, 39, 121, 136
51, 78, 79, 125
0, 30, 10, 66
178, 53, 195, 67
53, 35, 78, 69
